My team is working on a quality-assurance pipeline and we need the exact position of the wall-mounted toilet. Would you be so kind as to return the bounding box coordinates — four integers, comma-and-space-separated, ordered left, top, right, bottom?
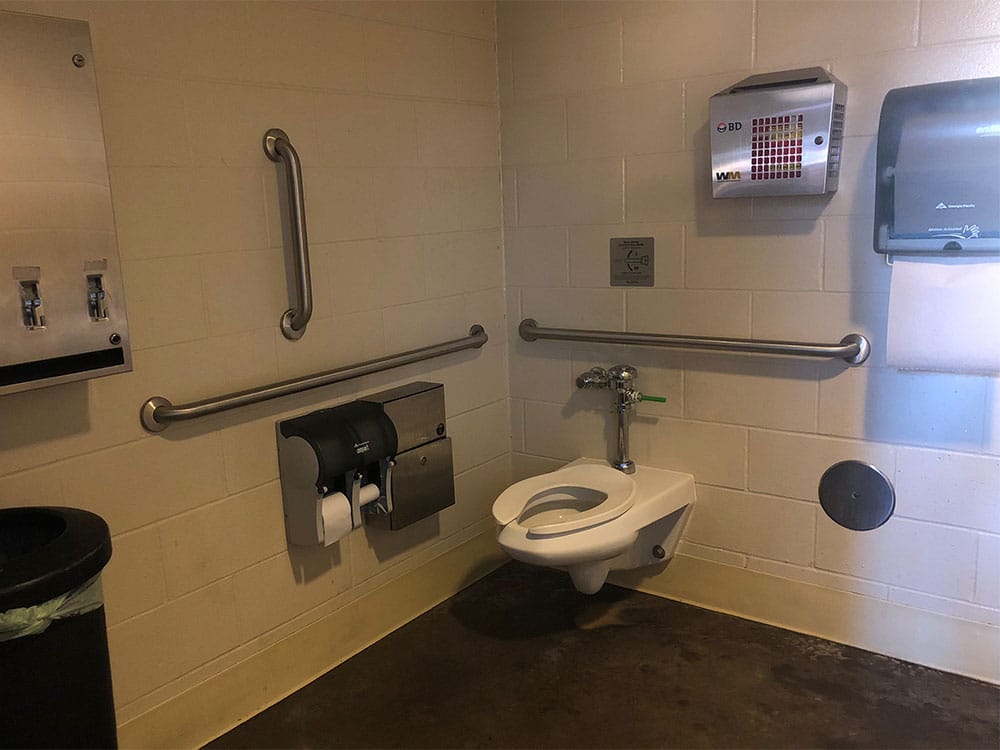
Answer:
492, 459, 696, 593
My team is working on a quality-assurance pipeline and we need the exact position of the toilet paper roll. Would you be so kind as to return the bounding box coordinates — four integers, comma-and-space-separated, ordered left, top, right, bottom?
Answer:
357, 482, 381, 506
321, 492, 353, 547
320, 483, 382, 546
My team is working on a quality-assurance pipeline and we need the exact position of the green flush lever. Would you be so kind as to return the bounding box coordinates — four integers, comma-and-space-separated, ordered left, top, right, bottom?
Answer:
624, 389, 666, 406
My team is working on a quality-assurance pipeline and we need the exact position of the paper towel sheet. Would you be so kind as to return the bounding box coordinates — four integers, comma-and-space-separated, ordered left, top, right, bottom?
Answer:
887, 257, 1000, 375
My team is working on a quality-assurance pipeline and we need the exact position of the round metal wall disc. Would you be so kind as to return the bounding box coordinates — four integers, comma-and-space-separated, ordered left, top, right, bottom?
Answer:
818, 460, 895, 531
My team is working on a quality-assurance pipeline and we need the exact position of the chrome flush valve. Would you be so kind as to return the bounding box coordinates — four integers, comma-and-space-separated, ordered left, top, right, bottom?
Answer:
606, 365, 666, 407
608, 364, 637, 393
575, 364, 666, 474
576, 367, 609, 389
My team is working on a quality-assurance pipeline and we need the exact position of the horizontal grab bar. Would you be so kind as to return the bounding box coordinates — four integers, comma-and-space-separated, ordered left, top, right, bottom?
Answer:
519, 319, 870, 365
140, 325, 488, 432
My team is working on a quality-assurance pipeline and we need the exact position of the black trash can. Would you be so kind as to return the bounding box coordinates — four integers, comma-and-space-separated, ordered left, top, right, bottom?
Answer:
0, 507, 116, 749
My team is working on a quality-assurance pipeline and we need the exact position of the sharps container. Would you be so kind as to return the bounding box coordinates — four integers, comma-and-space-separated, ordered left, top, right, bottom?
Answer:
0, 507, 116, 748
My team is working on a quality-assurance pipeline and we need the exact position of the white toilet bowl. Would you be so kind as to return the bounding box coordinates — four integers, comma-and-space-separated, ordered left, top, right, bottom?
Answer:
492, 459, 696, 593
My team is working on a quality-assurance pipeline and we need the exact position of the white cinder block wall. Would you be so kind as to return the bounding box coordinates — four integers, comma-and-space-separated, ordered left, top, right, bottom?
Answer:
1, 0, 997, 743
0, 0, 508, 738
500, 0, 999, 675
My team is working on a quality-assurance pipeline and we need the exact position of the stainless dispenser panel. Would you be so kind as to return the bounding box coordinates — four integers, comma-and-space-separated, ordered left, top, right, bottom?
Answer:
362, 381, 446, 452
0, 12, 131, 395
709, 67, 846, 198
370, 438, 456, 531
362, 381, 455, 530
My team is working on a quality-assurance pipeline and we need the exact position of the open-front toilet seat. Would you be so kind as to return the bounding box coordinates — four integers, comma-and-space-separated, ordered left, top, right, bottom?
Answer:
492, 464, 637, 536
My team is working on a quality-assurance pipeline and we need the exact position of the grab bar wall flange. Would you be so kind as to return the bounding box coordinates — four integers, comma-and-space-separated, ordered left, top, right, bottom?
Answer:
264, 128, 313, 340
519, 318, 870, 365
140, 325, 488, 432
839, 333, 871, 366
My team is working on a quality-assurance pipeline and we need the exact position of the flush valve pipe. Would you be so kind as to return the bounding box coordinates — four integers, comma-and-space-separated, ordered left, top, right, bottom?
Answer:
576, 365, 665, 475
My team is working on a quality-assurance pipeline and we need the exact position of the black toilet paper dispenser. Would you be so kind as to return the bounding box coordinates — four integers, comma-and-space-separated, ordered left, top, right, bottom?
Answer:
276, 382, 455, 546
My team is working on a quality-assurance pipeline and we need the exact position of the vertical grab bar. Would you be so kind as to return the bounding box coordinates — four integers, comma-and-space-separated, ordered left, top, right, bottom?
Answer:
264, 128, 313, 340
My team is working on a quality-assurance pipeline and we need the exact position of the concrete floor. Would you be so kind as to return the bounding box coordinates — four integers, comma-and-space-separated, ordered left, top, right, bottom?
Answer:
208, 562, 999, 749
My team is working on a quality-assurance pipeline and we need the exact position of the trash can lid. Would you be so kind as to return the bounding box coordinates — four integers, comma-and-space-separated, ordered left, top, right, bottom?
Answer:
0, 507, 112, 611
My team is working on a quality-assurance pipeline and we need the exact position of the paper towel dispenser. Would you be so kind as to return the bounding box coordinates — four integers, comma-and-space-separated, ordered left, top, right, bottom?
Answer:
0, 12, 132, 395
709, 67, 846, 198
276, 382, 455, 547
874, 77, 1000, 255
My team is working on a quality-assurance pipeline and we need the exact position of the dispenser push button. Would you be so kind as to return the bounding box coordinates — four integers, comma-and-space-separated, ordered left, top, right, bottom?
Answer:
86, 274, 109, 321
19, 281, 45, 329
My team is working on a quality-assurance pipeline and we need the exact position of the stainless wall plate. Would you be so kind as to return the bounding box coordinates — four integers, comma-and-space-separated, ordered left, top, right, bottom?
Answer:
610, 237, 654, 286
818, 460, 895, 531
0, 11, 132, 395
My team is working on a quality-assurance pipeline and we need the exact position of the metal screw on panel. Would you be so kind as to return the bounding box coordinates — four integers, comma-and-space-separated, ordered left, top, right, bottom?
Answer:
109, 332, 122, 345
420, 456, 428, 466
652, 545, 666, 559
814, 135, 824, 145
436, 423, 445, 436
72, 53, 86, 68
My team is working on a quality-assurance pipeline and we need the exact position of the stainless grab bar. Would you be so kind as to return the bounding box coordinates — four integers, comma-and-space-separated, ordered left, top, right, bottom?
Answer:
264, 128, 313, 340
519, 319, 870, 365
140, 325, 489, 432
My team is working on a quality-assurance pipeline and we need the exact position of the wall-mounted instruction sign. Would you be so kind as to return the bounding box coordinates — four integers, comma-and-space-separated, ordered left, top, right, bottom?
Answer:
610, 237, 654, 286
